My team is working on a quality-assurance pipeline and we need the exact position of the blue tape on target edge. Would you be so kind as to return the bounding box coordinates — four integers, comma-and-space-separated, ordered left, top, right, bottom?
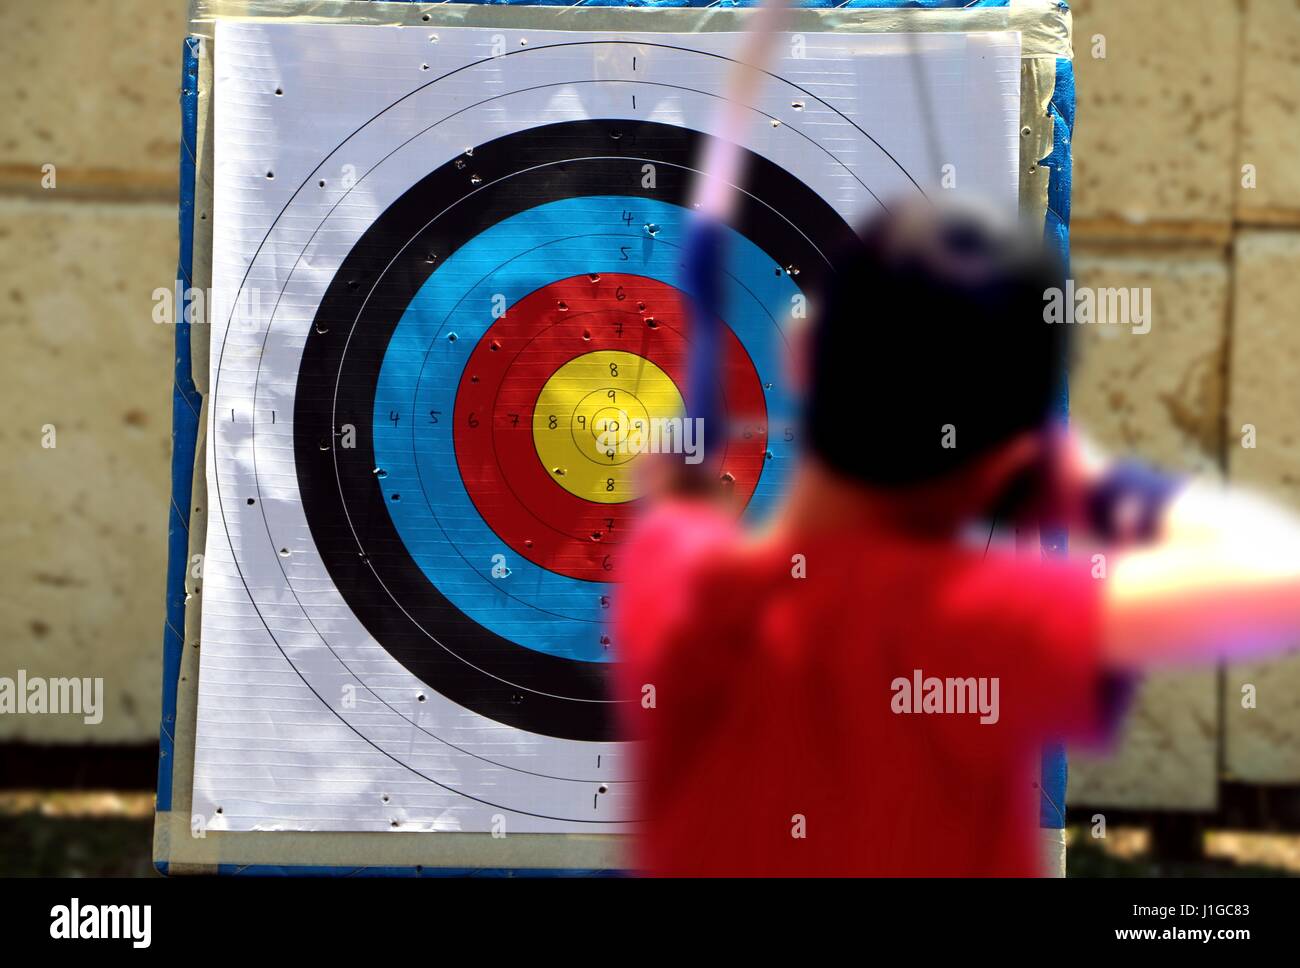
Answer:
1038, 46, 1077, 830
157, 37, 203, 824
159, 0, 1076, 875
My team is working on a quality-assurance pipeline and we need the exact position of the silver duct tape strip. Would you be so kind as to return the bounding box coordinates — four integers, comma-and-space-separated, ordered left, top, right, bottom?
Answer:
189, 0, 1072, 59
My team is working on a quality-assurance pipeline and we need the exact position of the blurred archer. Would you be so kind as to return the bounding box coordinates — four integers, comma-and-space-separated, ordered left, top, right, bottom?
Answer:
612, 3, 1300, 878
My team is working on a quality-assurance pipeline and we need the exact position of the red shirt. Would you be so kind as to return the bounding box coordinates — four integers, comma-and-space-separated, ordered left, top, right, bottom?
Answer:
613, 501, 1113, 877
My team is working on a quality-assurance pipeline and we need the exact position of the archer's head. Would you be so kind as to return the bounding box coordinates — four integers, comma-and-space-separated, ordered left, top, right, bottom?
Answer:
801, 197, 1068, 523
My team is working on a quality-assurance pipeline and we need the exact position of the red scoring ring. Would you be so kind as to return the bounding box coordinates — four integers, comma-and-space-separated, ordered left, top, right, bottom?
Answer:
453, 273, 768, 582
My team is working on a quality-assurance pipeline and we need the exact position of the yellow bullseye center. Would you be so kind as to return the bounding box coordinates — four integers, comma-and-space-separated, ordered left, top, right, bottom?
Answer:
533, 350, 684, 503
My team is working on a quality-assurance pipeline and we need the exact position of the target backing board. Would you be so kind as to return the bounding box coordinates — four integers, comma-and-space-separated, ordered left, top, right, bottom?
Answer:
190, 18, 1022, 848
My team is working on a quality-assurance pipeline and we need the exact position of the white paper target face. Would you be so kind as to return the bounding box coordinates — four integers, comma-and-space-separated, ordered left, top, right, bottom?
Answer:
196, 21, 1020, 834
